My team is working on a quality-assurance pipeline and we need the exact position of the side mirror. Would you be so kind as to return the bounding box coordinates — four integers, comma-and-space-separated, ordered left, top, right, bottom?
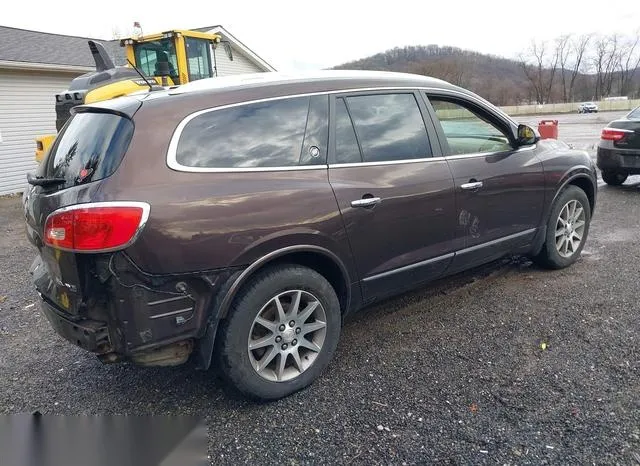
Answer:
516, 124, 539, 146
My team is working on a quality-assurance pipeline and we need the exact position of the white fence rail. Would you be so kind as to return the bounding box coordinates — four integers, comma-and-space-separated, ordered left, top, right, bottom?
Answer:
499, 99, 640, 116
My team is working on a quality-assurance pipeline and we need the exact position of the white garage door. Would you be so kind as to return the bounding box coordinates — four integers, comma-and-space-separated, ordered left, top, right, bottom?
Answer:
0, 69, 80, 195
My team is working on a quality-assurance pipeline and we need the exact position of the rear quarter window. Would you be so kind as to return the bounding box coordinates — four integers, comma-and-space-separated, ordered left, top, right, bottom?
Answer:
174, 95, 328, 169
46, 112, 134, 189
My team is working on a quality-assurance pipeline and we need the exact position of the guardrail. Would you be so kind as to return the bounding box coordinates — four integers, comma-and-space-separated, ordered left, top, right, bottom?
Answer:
499, 99, 640, 116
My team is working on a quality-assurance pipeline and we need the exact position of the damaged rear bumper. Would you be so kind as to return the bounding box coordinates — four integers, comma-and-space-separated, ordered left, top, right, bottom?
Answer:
32, 252, 239, 368
40, 296, 111, 353
40, 295, 195, 366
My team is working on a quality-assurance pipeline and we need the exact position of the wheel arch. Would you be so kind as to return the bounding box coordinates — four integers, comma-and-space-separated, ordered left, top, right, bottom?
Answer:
217, 245, 353, 320
548, 168, 597, 218
567, 175, 596, 214
531, 170, 596, 258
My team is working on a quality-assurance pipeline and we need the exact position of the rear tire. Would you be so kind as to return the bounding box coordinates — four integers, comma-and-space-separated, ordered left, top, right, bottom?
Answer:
214, 264, 341, 400
601, 170, 628, 186
532, 185, 591, 269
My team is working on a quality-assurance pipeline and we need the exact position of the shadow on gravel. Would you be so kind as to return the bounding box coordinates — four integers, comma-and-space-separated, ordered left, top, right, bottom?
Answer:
345, 255, 541, 326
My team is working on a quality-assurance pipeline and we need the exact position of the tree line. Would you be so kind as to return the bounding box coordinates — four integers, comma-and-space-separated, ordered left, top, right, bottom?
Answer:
333, 34, 640, 106
520, 32, 640, 104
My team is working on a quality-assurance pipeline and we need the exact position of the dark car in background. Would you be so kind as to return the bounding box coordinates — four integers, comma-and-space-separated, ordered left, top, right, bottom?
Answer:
597, 106, 640, 185
23, 71, 597, 400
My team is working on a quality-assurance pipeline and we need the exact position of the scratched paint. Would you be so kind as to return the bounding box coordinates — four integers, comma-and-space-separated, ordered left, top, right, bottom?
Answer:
458, 209, 481, 239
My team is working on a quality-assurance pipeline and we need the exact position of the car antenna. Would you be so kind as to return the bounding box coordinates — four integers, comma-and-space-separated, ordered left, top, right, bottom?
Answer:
127, 59, 154, 91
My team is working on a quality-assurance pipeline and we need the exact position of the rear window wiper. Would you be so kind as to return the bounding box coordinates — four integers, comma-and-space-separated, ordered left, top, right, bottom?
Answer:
27, 173, 66, 187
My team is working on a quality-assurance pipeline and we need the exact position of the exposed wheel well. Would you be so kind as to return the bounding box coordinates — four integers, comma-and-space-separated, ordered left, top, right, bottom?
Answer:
568, 176, 595, 213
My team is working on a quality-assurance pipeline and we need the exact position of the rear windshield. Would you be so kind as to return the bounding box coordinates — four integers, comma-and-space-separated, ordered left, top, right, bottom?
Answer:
628, 107, 640, 119
46, 112, 134, 189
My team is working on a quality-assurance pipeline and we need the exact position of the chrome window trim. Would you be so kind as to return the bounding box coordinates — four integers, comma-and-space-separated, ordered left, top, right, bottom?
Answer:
166, 86, 521, 173
43, 201, 151, 254
168, 165, 328, 173
328, 157, 443, 168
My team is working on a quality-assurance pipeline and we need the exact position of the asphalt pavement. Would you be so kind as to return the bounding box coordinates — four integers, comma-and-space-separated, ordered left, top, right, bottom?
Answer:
0, 111, 638, 464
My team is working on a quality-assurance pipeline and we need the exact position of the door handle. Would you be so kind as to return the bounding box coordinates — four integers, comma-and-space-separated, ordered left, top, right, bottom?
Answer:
351, 197, 381, 208
461, 181, 483, 190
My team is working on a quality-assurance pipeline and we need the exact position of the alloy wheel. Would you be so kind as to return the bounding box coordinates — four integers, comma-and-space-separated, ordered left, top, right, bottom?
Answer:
555, 199, 586, 258
248, 290, 327, 382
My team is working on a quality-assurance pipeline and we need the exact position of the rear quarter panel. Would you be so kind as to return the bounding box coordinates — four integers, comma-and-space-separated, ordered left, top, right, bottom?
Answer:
109, 170, 353, 276
100, 98, 356, 280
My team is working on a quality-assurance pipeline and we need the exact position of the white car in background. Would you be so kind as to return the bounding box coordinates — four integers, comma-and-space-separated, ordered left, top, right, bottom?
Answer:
578, 102, 599, 113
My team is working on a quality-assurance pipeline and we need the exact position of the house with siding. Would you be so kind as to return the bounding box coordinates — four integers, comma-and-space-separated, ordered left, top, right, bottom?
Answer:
0, 25, 275, 195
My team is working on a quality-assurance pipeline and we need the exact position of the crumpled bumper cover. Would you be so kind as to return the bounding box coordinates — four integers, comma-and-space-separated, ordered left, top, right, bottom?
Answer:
39, 296, 112, 354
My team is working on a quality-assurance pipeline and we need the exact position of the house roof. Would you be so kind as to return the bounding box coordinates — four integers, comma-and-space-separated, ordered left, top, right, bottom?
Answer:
0, 24, 275, 73
0, 25, 124, 71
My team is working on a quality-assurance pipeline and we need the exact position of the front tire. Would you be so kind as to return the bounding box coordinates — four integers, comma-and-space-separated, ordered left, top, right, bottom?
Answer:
215, 264, 341, 400
601, 170, 628, 186
532, 185, 591, 269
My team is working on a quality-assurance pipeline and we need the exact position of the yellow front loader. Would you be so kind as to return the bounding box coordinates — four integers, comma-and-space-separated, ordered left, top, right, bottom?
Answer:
35, 29, 226, 162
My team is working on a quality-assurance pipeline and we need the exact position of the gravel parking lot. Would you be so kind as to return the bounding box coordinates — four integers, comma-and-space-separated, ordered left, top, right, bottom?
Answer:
1, 111, 639, 464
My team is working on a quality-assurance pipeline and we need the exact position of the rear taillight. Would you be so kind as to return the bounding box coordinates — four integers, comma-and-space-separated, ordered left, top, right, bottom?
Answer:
44, 202, 150, 252
601, 128, 633, 141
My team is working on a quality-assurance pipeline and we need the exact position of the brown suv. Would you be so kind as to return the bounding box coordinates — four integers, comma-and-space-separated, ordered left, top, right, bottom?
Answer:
24, 71, 597, 400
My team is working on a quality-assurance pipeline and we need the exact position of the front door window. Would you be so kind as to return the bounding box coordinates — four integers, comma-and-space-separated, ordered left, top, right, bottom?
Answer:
429, 98, 512, 155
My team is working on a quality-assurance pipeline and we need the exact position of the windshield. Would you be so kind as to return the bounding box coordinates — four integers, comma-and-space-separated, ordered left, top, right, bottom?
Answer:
45, 112, 134, 190
133, 38, 179, 82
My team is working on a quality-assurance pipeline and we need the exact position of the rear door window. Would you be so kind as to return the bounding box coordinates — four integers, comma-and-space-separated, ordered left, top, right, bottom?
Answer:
45, 112, 134, 189
344, 93, 432, 162
175, 95, 328, 169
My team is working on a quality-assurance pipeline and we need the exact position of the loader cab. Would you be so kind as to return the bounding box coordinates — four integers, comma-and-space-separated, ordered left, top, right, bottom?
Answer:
122, 30, 221, 86
35, 30, 224, 163
133, 38, 180, 84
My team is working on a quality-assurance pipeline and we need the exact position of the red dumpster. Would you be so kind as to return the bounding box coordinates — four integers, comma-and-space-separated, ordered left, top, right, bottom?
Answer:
538, 120, 558, 139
